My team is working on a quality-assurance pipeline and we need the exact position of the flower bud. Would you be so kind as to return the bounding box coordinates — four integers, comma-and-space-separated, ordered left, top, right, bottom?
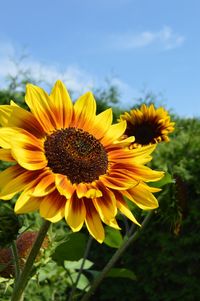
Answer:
0, 231, 49, 278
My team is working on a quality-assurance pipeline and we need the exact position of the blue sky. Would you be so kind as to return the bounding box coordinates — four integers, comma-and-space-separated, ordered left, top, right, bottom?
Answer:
0, 0, 199, 116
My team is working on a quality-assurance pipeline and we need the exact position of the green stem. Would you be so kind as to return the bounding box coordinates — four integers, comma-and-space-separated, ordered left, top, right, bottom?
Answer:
11, 241, 20, 280
11, 220, 51, 301
80, 211, 153, 301
68, 236, 93, 301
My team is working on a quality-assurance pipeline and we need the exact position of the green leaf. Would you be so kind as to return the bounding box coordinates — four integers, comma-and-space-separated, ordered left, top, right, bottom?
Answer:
86, 269, 100, 278
106, 268, 137, 281
104, 227, 123, 248
64, 259, 93, 270
71, 272, 90, 291
150, 172, 174, 188
52, 233, 87, 264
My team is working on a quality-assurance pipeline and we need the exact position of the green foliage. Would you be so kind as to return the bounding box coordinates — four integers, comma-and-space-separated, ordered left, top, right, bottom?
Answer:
0, 90, 24, 106
150, 172, 174, 188
70, 273, 90, 292
94, 83, 123, 122
52, 232, 87, 264
64, 259, 93, 270
0, 203, 22, 247
106, 268, 136, 281
104, 227, 123, 248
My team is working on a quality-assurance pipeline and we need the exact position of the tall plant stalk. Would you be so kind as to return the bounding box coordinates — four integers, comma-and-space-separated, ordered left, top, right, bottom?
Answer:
11, 220, 51, 301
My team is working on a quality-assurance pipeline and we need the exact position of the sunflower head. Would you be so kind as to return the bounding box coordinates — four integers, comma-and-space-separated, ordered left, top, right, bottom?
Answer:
0, 81, 164, 243
120, 104, 175, 147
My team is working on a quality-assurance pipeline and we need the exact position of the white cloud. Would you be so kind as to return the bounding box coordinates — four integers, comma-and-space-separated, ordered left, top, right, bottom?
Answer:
0, 41, 137, 107
21, 62, 95, 94
0, 41, 94, 94
110, 26, 185, 50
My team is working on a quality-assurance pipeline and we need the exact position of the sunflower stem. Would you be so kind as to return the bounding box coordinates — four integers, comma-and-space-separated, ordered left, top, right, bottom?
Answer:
68, 236, 93, 301
80, 210, 154, 301
11, 220, 51, 301
127, 222, 137, 237
11, 241, 20, 281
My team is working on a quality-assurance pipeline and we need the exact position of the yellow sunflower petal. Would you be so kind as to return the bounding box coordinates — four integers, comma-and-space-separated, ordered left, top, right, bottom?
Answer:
93, 188, 117, 225
108, 152, 153, 169
31, 172, 55, 197
55, 174, 74, 199
130, 145, 156, 165
115, 193, 140, 226
0, 127, 20, 148
90, 108, 113, 140
40, 190, 66, 222
106, 218, 121, 230
128, 165, 164, 182
109, 169, 140, 184
12, 149, 47, 170
65, 194, 86, 231
11, 128, 44, 150
46, 209, 65, 223
0, 149, 15, 162
101, 121, 126, 147
10, 100, 19, 106
15, 189, 42, 214
109, 136, 135, 148
72, 92, 96, 130
140, 182, 161, 193
85, 188, 103, 198
25, 84, 56, 133
50, 80, 73, 128
0, 105, 44, 137
0, 165, 40, 200
76, 183, 102, 199
108, 145, 155, 165
101, 173, 136, 190
108, 148, 137, 160
127, 183, 159, 210
10, 130, 47, 170
84, 200, 105, 243
76, 183, 88, 198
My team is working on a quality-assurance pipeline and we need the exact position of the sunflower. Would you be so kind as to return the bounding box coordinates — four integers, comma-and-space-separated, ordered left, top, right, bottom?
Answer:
120, 104, 175, 147
0, 81, 163, 242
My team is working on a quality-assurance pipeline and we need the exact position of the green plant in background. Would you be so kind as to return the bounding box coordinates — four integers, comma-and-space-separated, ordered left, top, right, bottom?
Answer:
0, 71, 198, 301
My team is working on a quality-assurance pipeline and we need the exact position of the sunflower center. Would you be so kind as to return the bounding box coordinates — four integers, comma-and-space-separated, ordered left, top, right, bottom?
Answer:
44, 127, 108, 184
126, 122, 159, 145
